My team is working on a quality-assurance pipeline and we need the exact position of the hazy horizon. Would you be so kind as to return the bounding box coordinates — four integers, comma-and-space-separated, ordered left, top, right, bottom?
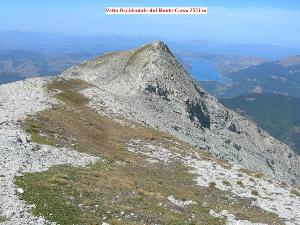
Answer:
0, 0, 299, 47
1, 30, 300, 50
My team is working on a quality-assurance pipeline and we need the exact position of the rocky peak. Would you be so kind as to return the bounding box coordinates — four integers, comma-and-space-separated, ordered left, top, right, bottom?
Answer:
148, 40, 173, 54
62, 40, 195, 98
62, 42, 300, 185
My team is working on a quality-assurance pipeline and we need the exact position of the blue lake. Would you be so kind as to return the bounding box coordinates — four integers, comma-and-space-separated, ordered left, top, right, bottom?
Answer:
186, 59, 222, 82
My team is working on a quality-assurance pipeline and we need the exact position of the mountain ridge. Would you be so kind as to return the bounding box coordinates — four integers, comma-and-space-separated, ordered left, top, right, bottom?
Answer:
1, 41, 300, 224
278, 55, 300, 67
61, 41, 300, 185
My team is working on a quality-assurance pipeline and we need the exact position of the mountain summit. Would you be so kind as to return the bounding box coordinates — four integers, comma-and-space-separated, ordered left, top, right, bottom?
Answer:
62, 41, 300, 185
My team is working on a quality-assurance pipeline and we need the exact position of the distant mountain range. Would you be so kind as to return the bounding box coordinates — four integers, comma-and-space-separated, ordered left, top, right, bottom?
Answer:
200, 56, 300, 98
1, 31, 300, 58
177, 52, 268, 80
2, 31, 300, 86
0, 50, 95, 84
221, 93, 300, 155
0, 31, 155, 55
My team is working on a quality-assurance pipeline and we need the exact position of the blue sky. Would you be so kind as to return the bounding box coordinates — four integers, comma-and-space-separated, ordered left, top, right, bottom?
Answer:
0, 0, 299, 46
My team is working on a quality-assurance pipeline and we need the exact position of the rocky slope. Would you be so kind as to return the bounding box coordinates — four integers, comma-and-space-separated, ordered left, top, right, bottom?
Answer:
62, 41, 299, 185
0, 41, 300, 225
0, 78, 98, 224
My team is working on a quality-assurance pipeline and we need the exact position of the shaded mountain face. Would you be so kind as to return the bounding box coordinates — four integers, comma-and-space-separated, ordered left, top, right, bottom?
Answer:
61, 41, 300, 185
221, 93, 300, 155
200, 58, 300, 98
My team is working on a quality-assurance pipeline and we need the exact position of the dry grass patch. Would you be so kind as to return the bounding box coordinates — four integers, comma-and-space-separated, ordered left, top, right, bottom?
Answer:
280, 181, 288, 188
238, 168, 256, 177
290, 188, 300, 197
251, 189, 259, 196
249, 178, 255, 183
254, 173, 264, 179
209, 181, 216, 189
236, 180, 244, 187
0, 216, 8, 222
47, 174, 71, 186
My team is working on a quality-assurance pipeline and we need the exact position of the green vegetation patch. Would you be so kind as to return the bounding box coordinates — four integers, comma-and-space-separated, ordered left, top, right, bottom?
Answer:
222, 180, 231, 186
16, 162, 224, 225
236, 180, 244, 187
25, 116, 56, 146
251, 189, 259, 196
16, 167, 80, 225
